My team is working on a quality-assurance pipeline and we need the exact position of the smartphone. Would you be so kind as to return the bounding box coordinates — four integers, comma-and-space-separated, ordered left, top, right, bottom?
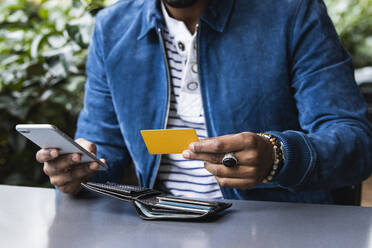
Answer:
15, 124, 107, 170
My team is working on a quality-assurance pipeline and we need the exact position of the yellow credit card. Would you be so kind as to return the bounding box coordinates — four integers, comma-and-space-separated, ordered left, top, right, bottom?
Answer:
140, 129, 199, 154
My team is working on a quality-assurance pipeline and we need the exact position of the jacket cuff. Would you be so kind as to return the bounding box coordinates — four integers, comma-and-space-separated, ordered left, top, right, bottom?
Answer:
267, 130, 316, 189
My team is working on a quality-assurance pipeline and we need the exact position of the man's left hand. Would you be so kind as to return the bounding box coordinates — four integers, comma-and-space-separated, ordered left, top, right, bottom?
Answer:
182, 132, 274, 189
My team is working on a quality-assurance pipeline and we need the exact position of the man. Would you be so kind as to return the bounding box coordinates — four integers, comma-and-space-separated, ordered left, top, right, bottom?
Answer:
36, 0, 372, 203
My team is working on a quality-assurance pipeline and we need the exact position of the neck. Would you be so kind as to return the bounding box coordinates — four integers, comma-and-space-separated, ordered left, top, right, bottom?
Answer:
163, 0, 210, 34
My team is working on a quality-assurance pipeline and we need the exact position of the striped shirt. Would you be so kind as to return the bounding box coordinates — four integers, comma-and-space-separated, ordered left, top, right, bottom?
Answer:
156, 3, 223, 199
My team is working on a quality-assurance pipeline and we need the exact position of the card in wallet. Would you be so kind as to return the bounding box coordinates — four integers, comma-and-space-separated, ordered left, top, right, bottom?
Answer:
81, 182, 232, 220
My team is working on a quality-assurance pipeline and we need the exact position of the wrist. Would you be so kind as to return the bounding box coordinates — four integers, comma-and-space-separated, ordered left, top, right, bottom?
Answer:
257, 133, 285, 183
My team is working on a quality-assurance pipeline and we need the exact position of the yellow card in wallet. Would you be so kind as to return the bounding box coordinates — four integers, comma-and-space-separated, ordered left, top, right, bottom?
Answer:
141, 129, 199, 154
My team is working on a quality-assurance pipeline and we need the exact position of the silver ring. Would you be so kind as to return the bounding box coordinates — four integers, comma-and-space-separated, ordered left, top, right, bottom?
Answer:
222, 153, 238, 167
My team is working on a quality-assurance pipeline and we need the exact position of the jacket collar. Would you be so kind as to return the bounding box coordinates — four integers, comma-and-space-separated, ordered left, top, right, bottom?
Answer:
137, 0, 235, 40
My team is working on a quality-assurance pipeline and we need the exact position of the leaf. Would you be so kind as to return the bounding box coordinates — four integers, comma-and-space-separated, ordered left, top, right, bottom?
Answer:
30, 34, 44, 59
0, 54, 20, 66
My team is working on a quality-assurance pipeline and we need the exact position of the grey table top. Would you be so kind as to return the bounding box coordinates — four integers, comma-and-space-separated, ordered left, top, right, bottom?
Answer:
1, 185, 372, 248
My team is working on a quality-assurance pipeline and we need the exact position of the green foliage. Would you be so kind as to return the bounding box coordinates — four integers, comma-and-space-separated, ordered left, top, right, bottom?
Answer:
325, 0, 372, 68
0, 0, 371, 187
0, 0, 111, 186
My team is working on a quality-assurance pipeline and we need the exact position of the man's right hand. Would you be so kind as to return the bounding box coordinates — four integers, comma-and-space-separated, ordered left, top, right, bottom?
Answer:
36, 138, 103, 195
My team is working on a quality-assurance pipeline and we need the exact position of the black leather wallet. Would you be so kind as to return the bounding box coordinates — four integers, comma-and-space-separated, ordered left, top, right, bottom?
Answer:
81, 182, 232, 220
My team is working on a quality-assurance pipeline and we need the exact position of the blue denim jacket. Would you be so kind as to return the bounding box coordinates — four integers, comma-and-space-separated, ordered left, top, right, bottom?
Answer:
75, 0, 372, 203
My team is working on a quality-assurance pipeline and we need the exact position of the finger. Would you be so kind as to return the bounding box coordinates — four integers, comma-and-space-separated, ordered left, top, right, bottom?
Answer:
59, 182, 82, 195
75, 138, 97, 155
215, 176, 257, 189
43, 162, 59, 176
204, 162, 257, 179
94, 158, 106, 169
183, 150, 224, 164
189, 132, 257, 154
43, 153, 81, 176
49, 161, 99, 187
70, 162, 99, 182
183, 149, 259, 166
49, 171, 74, 187
36, 148, 59, 163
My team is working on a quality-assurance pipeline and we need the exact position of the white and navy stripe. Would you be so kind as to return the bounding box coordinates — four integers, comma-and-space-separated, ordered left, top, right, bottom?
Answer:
156, 28, 223, 199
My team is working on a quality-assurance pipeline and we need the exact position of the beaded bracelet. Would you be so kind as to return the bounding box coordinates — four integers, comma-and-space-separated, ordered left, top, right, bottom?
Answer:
257, 133, 285, 183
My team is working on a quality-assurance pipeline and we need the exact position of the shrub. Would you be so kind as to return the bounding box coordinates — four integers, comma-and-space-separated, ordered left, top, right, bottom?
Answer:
325, 0, 372, 68
0, 0, 110, 186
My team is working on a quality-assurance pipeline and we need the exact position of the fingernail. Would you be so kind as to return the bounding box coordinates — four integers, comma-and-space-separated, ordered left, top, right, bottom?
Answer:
89, 162, 98, 170
72, 154, 80, 162
189, 143, 195, 151
50, 150, 58, 158
182, 150, 191, 159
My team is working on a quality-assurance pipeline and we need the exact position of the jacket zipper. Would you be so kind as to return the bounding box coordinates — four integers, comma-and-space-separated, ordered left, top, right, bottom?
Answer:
196, 23, 225, 198
195, 23, 212, 141
150, 27, 172, 189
